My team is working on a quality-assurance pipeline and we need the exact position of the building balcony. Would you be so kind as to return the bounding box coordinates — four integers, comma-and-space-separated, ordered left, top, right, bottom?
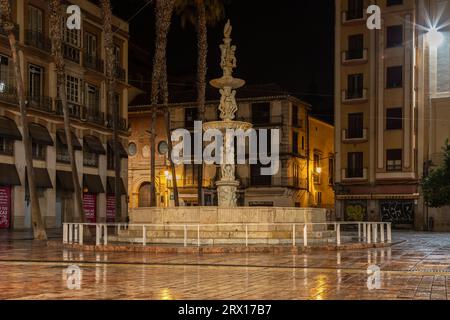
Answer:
106, 114, 128, 131
26, 95, 53, 113
342, 168, 368, 181
25, 30, 51, 52
86, 108, 105, 126
83, 53, 104, 73
342, 89, 368, 104
342, 10, 366, 24
342, 128, 368, 143
56, 151, 71, 164
342, 49, 368, 64
0, 24, 19, 40
56, 100, 86, 120
63, 43, 81, 64
114, 64, 126, 82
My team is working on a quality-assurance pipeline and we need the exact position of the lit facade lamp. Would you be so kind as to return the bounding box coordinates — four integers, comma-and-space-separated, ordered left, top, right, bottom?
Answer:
315, 167, 322, 174
428, 28, 444, 48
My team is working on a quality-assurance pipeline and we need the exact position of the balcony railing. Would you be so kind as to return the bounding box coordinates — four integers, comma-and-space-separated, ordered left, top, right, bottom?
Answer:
342, 49, 368, 63
25, 30, 51, 52
342, 168, 368, 180
106, 114, 128, 131
56, 100, 86, 120
56, 150, 71, 163
26, 95, 53, 113
342, 10, 366, 23
0, 24, 19, 40
84, 53, 104, 73
241, 177, 307, 189
342, 89, 368, 103
63, 43, 81, 64
114, 64, 126, 82
342, 128, 368, 142
180, 179, 214, 188
86, 108, 105, 125
0, 84, 18, 104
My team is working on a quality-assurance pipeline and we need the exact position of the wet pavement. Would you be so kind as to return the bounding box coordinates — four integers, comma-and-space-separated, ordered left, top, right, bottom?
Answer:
0, 231, 450, 299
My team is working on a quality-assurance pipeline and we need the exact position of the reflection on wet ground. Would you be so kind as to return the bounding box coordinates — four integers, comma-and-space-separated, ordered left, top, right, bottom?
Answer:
0, 231, 449, 299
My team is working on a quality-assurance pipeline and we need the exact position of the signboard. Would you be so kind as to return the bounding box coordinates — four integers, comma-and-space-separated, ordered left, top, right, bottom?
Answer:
0, 186, 11, 229
83, 193, 97, 223
106, 194, 115, 223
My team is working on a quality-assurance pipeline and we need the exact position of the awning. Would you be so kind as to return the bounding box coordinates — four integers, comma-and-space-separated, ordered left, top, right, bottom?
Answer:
83, 174, 105, 194
26, 167, 53, 189
56, 170, 74, 191
84, 135, 106, 155
29, 123, 53, 146
107, 140, 128, 158
106, 176, 127, 195
0, 163, 21, 186
56, 130, 82, 150
0, 116, 22, 140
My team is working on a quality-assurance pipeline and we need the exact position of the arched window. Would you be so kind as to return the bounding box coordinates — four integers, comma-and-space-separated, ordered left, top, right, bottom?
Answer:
138, 182, 151, 208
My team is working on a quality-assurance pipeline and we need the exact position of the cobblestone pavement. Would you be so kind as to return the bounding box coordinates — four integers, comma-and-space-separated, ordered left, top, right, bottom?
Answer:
0, 231, 450, 300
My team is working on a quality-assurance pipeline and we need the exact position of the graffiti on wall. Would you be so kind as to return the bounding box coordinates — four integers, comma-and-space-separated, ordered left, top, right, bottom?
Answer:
380, 201, 414, 225
345, 200, 367, 221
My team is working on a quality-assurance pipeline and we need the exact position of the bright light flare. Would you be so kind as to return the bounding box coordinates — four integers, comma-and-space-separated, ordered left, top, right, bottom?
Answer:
428, 28, 444, 48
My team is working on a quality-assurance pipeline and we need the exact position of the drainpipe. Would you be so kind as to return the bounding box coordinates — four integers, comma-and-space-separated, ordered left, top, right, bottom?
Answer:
306, 112, 310, 201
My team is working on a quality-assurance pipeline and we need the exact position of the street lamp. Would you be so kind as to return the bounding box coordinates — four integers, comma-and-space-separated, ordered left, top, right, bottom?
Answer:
316, 167, 322, 174
428, 27, 444, 48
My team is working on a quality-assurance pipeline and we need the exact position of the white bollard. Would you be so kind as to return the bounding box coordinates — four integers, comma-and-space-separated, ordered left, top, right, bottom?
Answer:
63, 224, 68, 244
103, 225, 108, 245
96, 225, 101, 246
292, 224, 296, 247
387, 223, 392, 243
79, 224, 83, 245
142, 225, 146, 246
380, 223, 385, 243
373, 224, 377, 243
69, 224, 73, 244
358, 223, 361, 240
336, 224, 341, 246
367, 224, 371, 244
303, 224, 308, 247
363, 223, 367, 240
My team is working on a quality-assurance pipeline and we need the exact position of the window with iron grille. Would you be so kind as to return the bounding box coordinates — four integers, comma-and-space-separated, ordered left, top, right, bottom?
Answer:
66, 75, 81, 104
386, 108, 403, 130
386, 66, 403, 88
32, 143, 46, 161
387, 149, 402, 172
28, 64, 43, 100
347, 152, 363, 178
387, 25, 403, 48
0, 137, 13, 156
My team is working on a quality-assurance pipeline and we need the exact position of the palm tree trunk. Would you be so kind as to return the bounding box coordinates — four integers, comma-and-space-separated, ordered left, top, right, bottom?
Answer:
196, 0, 207, 206
150, 0, 175, 207
1, 0, 46, 240
49, 0, 85, 225
160, 60, 179, 206
101, 0, 122, 221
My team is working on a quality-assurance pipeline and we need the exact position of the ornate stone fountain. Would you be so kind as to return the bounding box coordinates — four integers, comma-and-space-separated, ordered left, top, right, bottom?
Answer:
203, 20, 252, 207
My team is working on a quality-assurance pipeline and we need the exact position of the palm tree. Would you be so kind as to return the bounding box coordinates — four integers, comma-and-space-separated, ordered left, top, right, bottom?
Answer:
150, 0, 176, 207
0, 0, 46, 239
174, 0, 225, 205
100, 0, 122, 221
49, 0, 85, 225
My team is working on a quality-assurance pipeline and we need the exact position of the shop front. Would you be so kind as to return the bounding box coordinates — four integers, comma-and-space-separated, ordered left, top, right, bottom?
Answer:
83, 174, 105, 223
106, 176, 127, 222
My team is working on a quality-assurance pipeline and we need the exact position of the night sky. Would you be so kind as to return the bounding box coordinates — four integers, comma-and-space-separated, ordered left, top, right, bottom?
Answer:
110, 0, 335, 122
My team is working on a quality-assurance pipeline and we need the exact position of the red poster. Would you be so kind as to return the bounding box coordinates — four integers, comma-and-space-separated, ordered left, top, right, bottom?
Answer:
106, 194, 115, 223
83, 193, 97, 223
0, 186, 11, 229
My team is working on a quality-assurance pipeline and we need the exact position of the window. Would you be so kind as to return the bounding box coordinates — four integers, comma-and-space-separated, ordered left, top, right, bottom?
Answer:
84, 32, 97, 59
28, 5, 43, 33
348, 113, 363, 138
292, 105, 299, 126
347, 74, 363, 99
347, 0, 363, 20
128, 142, 137, 157
348, 34, 364, 59
250, 164, 271, 186
28, 64, 43, 100
107, 144, 114, 170
56, 139, 70, 163
86, 84, 99, 112
387, 0, 403, 6
347, 152, 363, 178
386, 66, 403, 88
292, 132, 299, 154
184, 164, 199, 186
316, 192, 322, 205
32, 142, 46, 160
387, 25, 403, 48
314, 153, 321, 184
252, 102, 271, 124
66, 75, 81, 104
0, 55, 11, 93
138, 183, 151, 207
301, 136, 305, 150
387, 149, 402, 171
0, 137, 13, 155
114, 45, 121, 66
386, 108, 403, 130
328, 157, 334, 185
185, 108, 198, 128
83, 143, 99, 168
63, 19, 81, 47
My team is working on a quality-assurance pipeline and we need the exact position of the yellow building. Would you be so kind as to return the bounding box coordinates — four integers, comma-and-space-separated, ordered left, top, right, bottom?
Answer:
335, 0, 450, 230
0, 0, 129, 229
128, 87, 335, 209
